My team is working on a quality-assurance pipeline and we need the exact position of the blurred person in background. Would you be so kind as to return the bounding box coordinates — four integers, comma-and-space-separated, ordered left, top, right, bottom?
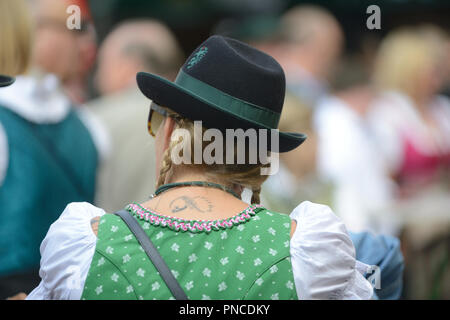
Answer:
0, 0, 102, 298
369, 26, 450, 197
313, 60, 400, 236
253, 7, 399, 234
277, 4, 344, 109
368, 26, 450, 299
261, 68, 404, 300
261, 93, 329, 212
32, 0, 97, 104
87, 19, 184, 212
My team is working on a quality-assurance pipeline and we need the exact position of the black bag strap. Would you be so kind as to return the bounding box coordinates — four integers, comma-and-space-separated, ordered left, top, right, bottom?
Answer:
114, 209, 188, 300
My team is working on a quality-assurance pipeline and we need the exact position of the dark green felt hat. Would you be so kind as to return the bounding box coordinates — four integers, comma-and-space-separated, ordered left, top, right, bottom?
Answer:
137, 35, 306, 152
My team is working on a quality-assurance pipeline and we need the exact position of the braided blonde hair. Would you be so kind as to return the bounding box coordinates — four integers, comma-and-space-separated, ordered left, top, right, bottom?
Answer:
155, 110, 270, 204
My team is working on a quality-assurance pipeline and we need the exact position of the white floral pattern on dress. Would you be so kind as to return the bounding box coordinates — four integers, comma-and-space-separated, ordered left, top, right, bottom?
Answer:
188, 253, 198, 263
81, 204, 298, 300
218, 281, 227, 292
286, 280, 294, 290
95, 285, 103, 295
111, 273, 119, 282
126, 285, 134, 294
171, 243, 180, 252
236, 271, 245, 280
97, 257, 105, 266
171, 270, 179, 279
105, 246, 114, 254
220, 257, 229, 265
204, 241, 213, 250
152, 281, 160, 291
122, 254, 131, 264
202, 268, 212, 277
136, 268, 145, 277
185, 281, 194, 291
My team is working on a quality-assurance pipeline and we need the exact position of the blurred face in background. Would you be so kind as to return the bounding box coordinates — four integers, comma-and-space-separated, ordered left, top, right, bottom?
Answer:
373, 27, 448, 104
95, 33, 140, 96
31, 0, 96, 82
94, 20, 184, 96
308, 19, 343, 80
280, 5, 344, 82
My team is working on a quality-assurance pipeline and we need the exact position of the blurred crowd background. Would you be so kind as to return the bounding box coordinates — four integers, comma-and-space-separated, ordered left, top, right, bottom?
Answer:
0, 0, 449, 299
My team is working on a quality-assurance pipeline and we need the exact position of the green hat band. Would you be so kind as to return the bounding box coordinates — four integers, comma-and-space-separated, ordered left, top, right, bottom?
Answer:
175, 70, 281, 129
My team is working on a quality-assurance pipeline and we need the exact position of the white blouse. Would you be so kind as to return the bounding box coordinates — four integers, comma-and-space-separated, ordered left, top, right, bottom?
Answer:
26, 201, 373, 300
0, 74, 111, 185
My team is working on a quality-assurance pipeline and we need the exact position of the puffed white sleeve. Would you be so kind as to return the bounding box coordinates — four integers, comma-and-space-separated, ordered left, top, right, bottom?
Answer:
289, 201, 374, 300
26, 202, 106, 300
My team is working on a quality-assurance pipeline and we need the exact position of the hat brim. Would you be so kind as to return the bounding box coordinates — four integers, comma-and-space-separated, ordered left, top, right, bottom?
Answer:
0, 75, 15, 87
137, 72, 306, 152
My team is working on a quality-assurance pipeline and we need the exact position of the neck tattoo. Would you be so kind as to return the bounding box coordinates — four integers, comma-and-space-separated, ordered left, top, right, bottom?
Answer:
169, 196, 213, 213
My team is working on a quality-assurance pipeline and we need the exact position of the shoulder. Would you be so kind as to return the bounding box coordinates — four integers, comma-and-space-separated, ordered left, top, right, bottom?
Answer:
253, 206, 292, 233
46, 202, 107, 238
256, 206, 290, 220
289, 201, 354, 260
289, 201, 374, 300
26, 202, 106, 300
289, 201, 348, 232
